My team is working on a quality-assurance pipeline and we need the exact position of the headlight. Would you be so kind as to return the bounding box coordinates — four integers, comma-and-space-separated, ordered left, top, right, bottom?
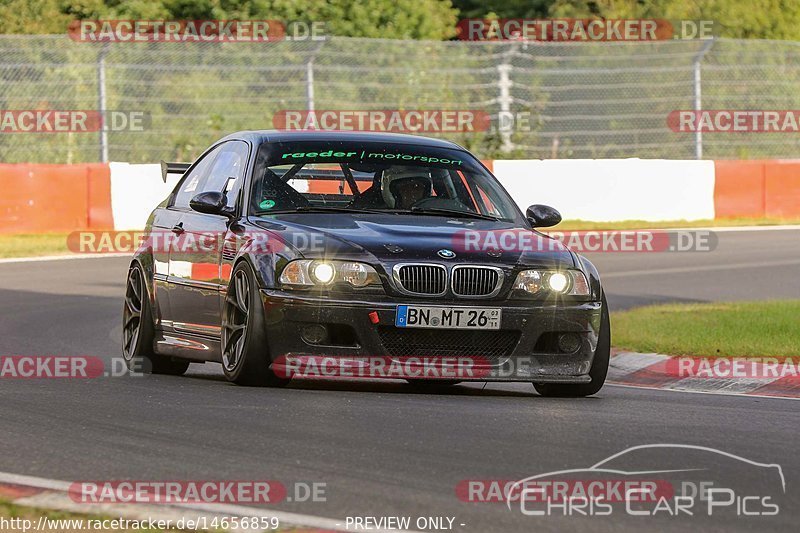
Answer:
337, 262, 373, 287
548, 272, 569, 292
311, 261, 335, 284
513, 269, 590, 297
514, 270, 542, 293
279, 260, 381, 289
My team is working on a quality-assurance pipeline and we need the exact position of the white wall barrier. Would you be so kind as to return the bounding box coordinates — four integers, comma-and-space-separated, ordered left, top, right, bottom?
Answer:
492, 159, 716, 222
109, 163, 180, 230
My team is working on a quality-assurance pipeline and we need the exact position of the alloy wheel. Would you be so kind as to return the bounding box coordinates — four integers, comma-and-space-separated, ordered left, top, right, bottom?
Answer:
222, 269, 250, 371
122, 267, 144, 358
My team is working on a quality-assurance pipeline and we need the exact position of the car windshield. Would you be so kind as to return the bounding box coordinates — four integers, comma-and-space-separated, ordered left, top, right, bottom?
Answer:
249, 140, 523, 223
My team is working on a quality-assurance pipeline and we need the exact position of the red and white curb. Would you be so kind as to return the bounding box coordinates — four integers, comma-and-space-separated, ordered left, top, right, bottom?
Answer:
0, 472, 419, 533
609, 350, 800, 399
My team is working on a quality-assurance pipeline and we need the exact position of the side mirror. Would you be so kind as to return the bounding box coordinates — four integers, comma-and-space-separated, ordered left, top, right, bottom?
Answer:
189, 191, 234, 218
526, 204, 562, 228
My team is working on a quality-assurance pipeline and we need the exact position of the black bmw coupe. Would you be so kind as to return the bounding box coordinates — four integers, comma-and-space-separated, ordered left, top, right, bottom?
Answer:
123, 131, 609, 397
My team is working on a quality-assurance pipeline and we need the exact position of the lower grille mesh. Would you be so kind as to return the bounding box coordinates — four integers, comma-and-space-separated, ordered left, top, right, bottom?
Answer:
378, 327, 520, 360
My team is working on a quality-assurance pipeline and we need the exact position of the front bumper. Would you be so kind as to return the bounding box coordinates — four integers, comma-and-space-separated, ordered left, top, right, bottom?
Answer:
259, 290, 603, 382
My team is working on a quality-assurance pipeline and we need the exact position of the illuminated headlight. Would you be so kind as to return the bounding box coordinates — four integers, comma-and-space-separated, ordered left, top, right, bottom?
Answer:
311, 261, 335, 284
548, 272, 569, 292
513, 269, 590, 297
280, 260, 380, 289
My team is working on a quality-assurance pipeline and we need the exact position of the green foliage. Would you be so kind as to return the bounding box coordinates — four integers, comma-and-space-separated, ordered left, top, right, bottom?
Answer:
0, 0, 460, 40
450, 0, 551, 19
547, 0, 800, 40
3, 0, 800, 40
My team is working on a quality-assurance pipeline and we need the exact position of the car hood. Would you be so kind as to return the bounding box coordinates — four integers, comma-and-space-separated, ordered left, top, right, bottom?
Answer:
251, 213, 575, 268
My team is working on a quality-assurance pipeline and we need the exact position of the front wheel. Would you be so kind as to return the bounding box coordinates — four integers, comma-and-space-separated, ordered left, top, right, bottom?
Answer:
122, 263, 189, 376
533, 293, 610, 398
221, 262, 289, 387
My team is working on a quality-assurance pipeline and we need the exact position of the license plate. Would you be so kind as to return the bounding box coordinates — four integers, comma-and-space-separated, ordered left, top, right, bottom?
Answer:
395, 305, 501, 330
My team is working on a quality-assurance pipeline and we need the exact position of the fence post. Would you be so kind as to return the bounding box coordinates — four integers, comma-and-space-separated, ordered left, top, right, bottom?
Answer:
497, 63, 513, 152
497, 42, 522, 153
305, 40, 326, 113
692, 38, 715, 159
306, 59, 315, 113
97, 43, 110, 163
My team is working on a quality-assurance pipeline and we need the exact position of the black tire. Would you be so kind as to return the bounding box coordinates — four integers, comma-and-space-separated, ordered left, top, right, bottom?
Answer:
533, 292, 611, 398
221, 262, 289, 387
122, 263, 190, 376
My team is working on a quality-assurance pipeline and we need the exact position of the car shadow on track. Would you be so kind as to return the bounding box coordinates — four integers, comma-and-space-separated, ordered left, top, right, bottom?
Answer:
181, 367, 593, 398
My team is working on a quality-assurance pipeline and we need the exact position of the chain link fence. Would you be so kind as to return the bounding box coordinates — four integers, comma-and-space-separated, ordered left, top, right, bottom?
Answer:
0, 35, 798, 163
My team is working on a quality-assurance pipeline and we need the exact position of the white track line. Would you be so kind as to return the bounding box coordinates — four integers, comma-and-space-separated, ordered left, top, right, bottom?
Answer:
0, 471, 72, 491
607, 382, 800, 401
0, 471, 420, 533
565, 225, 800, 233
602, 258, 800, 278
665, 225, 800, 233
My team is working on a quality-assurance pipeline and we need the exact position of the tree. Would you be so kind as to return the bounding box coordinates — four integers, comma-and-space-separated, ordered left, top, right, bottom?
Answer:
450, 0, 551, 19
547, 0, 800, 40
0, 0, 461, 40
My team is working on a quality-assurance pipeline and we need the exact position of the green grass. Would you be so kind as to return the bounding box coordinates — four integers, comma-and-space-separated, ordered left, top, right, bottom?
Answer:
0, 498, 302, 532
612, 300, 800, 358
0, 233, 71, 258
0, 499, 174, 532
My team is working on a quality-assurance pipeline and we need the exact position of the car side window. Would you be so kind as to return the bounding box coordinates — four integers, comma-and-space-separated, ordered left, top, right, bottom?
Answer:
172, 144, 223, 210
203, 141, 249, 209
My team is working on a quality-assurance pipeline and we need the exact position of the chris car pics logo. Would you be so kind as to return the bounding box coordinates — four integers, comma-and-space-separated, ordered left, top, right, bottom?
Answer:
505, 444, 785, 518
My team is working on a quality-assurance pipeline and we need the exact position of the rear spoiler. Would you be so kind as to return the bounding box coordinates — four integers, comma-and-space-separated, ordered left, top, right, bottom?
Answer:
160, 161, 191, 183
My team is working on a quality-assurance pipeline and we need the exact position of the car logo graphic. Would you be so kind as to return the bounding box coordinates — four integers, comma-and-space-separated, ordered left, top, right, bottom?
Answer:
504, 443, 786, 512
437, 249, 456, 259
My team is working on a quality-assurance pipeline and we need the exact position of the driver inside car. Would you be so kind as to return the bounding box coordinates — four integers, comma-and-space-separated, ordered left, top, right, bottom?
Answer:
381, 167, 433, 209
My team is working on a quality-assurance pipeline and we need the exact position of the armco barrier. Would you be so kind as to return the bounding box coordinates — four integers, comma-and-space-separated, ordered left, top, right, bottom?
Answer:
764, 161, 800, 218
714, 160, 800, 219
3, 160, 799, 235
0, 163, 112, 234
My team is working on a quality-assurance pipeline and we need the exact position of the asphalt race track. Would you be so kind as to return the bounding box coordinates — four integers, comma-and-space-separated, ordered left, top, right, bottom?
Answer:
1, 227, 798, 532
